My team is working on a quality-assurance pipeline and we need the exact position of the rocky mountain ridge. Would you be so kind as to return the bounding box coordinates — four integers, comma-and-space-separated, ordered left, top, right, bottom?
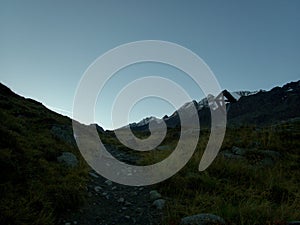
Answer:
127, 80, 300, 131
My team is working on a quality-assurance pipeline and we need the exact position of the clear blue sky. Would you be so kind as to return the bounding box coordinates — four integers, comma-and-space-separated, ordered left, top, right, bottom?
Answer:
1, 0, 299, 129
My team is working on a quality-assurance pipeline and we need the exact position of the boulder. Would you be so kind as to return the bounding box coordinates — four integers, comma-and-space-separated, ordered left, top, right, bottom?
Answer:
180, 213, 226, 225
152, 199, 165, 210
149, 190, 162, 201
221, 151, 245, 160
157, 145, 170, 151
57, 152, 78, 168
259, 150, 281, 160
260, 157, 275, 167
51, 125, 76, 145
288, 221, 300, 225
89, 171, 99, 178
231, 146, 247, 156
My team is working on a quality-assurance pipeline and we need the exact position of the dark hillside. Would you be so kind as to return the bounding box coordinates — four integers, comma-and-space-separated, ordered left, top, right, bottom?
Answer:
228, 81, 300, 125
0, 83, 88, 225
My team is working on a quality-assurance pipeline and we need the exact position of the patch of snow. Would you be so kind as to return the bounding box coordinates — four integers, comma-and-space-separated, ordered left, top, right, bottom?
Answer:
132, 116, 163, 127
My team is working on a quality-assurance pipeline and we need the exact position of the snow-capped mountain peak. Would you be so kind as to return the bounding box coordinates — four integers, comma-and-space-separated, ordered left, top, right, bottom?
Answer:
130, 116, 163, 128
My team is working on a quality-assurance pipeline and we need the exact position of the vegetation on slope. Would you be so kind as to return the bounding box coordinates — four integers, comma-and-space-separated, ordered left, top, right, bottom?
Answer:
0, 84, 88, 225
139, 120, 300, 224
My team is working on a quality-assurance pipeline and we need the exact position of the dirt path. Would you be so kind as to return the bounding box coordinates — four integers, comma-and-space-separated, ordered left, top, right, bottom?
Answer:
60, 145, 164, 225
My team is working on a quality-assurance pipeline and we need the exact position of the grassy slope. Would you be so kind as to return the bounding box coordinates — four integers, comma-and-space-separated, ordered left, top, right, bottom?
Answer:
0, 86, 88, 225
139, 121, 300, 225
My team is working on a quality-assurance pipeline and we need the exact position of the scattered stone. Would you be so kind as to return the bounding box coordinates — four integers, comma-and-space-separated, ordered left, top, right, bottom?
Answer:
259, 150, 281, 159
89, 172, 99, 178
260, 157, 275, 167
157, 145, 170, 151
51, 125, 76, 145
221, 152, 245, 160
57, 152, 78, 168
65, 223, 71, 225
122, 207, 127, 210
136, 207, 143, 213
117, 197, 125, 203
124, 201, 132, 206
124, 215, 130, 220
105, 180, 113, 186
180, 213, 226, 225
231, 146, 247, 156
139, 187, 144, 191
94, 186, 102, 192
150, 190, 162, 201
288, 221, 300, 225
152, 199, 165, 210
111, 186, 117, 190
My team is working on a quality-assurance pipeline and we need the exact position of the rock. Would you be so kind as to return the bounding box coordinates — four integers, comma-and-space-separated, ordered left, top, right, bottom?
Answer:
94, 186, 102, 192
231, 146, 247, 156
152, 199, 165, 210
57, 152, 78, 168
124, 215, 130, 220
250, 141, 261, 148
260, 157, 275, 167
180, 213, 226, 225
89, 172, 99, 178
95, 124, 105, 134
288, 221, 300, 225
221, 152, 244, 160
157, 145, 170, 151
125, 201, 132, 206
65, 223, 71, 225
117, 197, 125, 203
105, 180, 113, 186
259, 150, 281, 159
150, 190, 162, 201
136, 207, 143, 213
51, 125, 76, 145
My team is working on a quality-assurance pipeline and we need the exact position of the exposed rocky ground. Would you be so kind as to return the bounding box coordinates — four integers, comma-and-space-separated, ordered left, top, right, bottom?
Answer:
59, 170, 164, 225
58, 144, 165, 225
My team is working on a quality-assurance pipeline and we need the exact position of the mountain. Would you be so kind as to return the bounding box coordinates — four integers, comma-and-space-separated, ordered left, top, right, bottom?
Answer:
197, 91, 258, 110
228, 80, 300, 125
0, 80, 299, 225
128, 80, 300, 131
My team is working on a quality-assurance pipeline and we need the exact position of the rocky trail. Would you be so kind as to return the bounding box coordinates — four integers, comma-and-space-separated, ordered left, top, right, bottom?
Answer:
59, 145, 165, 225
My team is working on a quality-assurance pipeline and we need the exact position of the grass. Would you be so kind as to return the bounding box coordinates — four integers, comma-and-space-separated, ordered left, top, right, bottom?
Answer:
0, 94, 89, 225
138, 121, 300, 225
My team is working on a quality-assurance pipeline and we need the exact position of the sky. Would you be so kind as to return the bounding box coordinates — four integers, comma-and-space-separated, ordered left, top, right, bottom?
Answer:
1, 0, 299, 130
